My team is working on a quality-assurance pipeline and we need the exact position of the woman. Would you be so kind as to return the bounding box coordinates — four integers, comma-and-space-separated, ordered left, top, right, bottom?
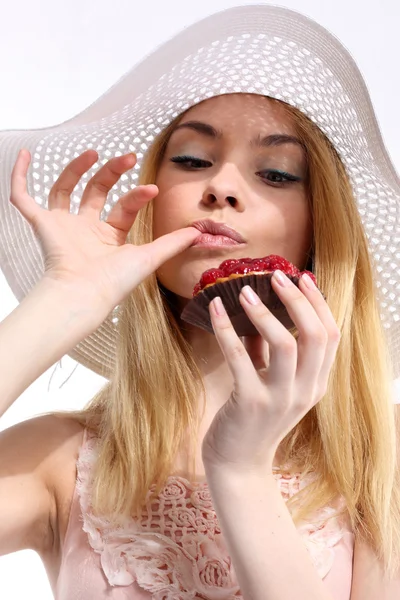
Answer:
0, 5, 399, 600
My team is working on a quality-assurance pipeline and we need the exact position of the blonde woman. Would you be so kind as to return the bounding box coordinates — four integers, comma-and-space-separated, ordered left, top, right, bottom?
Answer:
0, 5, 399, 600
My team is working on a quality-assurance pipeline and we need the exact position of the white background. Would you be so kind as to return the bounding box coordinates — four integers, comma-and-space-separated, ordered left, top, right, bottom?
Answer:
0, 1, 399, 598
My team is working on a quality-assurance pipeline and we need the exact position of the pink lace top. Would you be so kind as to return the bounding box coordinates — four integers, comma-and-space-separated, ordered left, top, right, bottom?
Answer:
55, 428, 355, 599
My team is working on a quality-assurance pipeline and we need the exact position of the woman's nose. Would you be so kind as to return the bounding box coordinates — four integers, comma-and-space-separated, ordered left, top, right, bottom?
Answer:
201, 165, 245, 210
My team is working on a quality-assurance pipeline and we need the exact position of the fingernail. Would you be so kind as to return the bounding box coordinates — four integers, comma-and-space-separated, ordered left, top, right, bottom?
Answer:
241, 285, 260, 305
212, 296, 226, 316
302, 273, 317, 290
273, 269, 290, 287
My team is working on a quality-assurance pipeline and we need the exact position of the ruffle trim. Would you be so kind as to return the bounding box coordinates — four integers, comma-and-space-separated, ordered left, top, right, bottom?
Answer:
76, 429, 350, 599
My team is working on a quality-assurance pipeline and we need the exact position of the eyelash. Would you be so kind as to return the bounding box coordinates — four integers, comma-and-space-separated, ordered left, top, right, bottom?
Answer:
170, 155, 301, 186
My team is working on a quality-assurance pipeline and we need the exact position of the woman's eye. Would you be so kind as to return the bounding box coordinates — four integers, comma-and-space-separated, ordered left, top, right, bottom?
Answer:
170, 155, 211, 169
169, 159, 302, 185
257, 169, 302, 185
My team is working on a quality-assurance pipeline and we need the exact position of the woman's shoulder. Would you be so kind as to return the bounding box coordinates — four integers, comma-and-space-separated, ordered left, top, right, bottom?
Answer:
37, 413, 87, 471
42, 413, 87, 492
0, 412, 86, 562
35, 414, 86, 550
4, 412, 86, 488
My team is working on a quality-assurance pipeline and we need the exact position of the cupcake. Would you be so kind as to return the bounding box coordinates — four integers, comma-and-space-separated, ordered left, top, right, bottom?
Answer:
180, 255, 320, 336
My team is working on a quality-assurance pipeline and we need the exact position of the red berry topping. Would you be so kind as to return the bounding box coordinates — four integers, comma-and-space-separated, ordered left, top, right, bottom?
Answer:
248, 262, 268, 272
224, 263, 256, 276
250, 258, 273, 271
266, 254, 293, 269
193, 282, 202, 296
193, 254, 307, 296
220, 257, 260, 277
199, 268, 225, 289
218, 259, 241, 272
265, 255, 296, 275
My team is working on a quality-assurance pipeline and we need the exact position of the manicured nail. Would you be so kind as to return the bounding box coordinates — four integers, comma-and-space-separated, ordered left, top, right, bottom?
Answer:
302, 273, 317, 290
212, 296, 226, 316
273, 269, 290, 287
241, 285, 260, 305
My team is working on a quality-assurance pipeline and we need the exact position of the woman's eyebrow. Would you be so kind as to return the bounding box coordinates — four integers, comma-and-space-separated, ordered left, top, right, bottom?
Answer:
172, 120, 304, 150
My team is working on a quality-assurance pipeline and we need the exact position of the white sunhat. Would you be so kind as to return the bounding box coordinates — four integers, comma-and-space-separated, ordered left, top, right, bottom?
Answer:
0, 4, 398, 380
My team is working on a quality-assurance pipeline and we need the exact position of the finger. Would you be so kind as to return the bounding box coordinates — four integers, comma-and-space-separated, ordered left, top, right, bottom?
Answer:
10, 149, 42, 222
265, 272, 328, 389
104, 184, 159, 233
209, 296, 261, 389
138, 226, 201, 275
238, 285, 298, 387
78, 153, 138, 219
296, 275, 341, 396
47, 149, 99, 210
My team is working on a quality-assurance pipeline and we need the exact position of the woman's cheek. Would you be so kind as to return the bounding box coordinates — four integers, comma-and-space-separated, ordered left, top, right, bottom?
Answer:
154, 196, 192, 238
152, 194, 177, 238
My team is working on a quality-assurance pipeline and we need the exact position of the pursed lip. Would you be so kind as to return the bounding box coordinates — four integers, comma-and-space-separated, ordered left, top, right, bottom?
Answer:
190, 219, 246, 243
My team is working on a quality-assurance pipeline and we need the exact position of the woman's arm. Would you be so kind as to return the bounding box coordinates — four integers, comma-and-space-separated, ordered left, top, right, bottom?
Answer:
350, 536, 400, 600
207, 472, 335, 600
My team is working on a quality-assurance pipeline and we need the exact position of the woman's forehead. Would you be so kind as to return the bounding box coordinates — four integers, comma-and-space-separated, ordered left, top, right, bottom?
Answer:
178, 93, 296, 134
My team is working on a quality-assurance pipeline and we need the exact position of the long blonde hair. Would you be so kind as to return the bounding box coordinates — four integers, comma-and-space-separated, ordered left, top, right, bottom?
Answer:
45, 96, 400, 579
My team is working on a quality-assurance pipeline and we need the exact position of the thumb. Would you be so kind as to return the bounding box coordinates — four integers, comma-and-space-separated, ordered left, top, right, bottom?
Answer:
141, 227, 201, 274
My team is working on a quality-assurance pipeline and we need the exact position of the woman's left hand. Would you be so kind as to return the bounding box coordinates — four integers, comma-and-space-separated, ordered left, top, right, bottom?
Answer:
202, 270, 341, 477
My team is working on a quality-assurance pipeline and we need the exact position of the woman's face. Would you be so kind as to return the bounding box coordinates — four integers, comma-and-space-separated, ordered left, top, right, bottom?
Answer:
153, 93, 313, 304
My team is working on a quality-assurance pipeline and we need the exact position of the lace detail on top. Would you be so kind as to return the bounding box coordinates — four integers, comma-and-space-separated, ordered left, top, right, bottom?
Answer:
76, 429, 350, 599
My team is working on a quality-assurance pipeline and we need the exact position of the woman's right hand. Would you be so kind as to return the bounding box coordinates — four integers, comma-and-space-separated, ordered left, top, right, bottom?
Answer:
10, 149, 200, 313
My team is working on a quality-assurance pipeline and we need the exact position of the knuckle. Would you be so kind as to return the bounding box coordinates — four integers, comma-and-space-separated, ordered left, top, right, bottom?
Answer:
312, 327, 328, 346
104, 157, 125, 175
218, 320, 235, 334
87, 179, 111, 195
229, 341, 248, 360
291, 292, 305, 306
280, 337, 297, 357
330, 326, 341, 343
256, 304, 272, 318
49, 187, 70, 201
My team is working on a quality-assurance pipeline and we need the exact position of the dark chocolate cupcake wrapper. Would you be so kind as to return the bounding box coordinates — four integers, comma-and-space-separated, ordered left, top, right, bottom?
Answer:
181, 273, 299, 336
180, 273, 304, 336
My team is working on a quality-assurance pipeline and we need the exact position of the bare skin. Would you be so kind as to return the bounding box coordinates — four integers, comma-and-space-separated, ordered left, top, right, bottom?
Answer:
0, 414, 86, 595
41, 418, 85, 594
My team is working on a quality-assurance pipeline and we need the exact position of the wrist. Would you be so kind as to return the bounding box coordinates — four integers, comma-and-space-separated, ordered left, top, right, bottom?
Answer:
40, 275, 112, 316
205, 464, 276, 491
